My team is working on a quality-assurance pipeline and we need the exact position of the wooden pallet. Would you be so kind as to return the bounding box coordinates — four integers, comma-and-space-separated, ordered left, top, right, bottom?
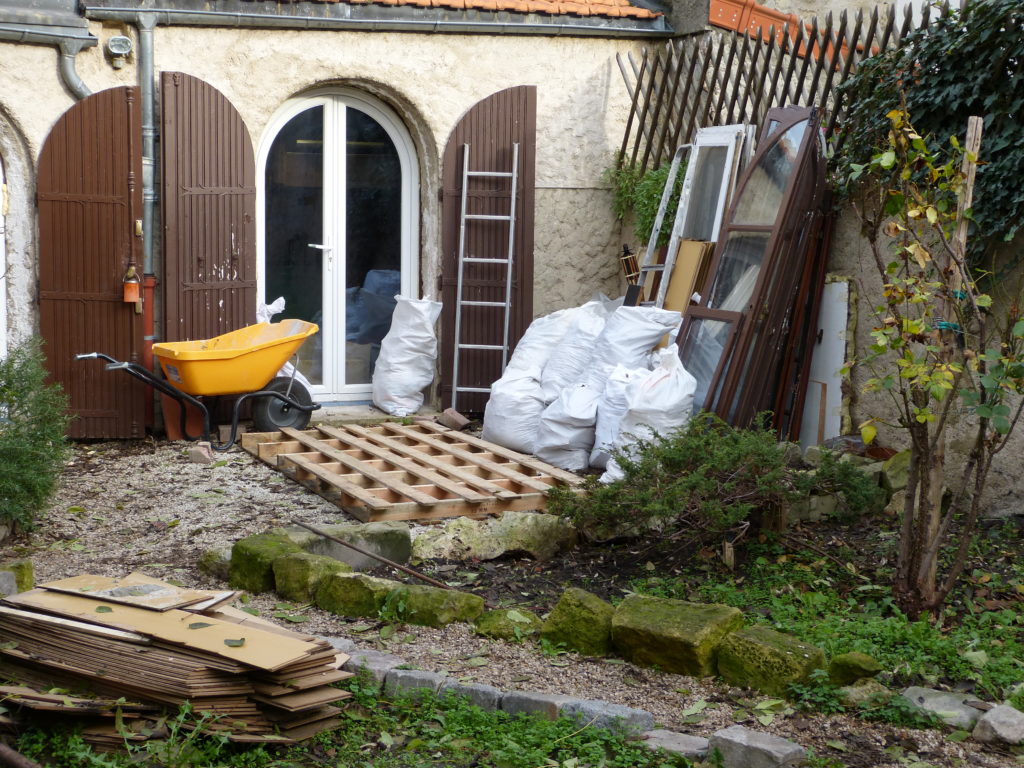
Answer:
240, 421, 583, 522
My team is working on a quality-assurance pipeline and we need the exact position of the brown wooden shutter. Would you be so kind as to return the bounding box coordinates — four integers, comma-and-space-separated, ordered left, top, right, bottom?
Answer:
161, 72, 256, 342
439, 86, 536, 413
38, 87, 146, 439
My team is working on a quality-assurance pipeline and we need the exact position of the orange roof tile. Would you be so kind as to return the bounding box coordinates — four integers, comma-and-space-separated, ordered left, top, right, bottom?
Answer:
241, 0, 661, 20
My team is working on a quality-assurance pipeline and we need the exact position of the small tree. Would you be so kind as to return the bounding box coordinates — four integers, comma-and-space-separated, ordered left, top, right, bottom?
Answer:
844, 109, 1024, 619
0, 339, 70, 529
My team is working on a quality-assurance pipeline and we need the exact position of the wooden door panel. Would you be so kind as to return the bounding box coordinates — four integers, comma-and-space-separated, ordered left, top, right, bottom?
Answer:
38, 87, 145, 439
161, 72, 256, 343
440, 86, 536, 413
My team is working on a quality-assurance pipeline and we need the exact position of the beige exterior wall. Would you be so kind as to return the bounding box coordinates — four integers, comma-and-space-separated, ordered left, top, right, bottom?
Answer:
0, 20, 638, 350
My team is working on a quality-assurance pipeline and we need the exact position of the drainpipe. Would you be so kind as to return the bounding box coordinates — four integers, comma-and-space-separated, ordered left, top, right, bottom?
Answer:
58, 38, 92, 100
137, 13, 159, 426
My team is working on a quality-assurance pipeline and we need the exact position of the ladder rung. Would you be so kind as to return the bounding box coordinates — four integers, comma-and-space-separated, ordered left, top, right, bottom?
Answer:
639, 264, 667, 273
465, 214, 513, 221
467, 171, 514, 178
458, 344, 505, 351
462, 301, 507, 307
462, 257, 509, 264
456, 386, 492, 394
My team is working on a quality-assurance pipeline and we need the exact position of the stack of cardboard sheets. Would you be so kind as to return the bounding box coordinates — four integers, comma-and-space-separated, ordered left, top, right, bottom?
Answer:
0, 573, 352, 745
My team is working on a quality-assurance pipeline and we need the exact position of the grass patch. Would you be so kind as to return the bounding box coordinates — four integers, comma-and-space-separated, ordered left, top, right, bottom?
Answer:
16, 681, 686, 768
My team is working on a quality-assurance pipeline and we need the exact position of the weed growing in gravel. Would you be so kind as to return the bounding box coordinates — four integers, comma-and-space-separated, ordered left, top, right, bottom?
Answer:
16, 678, 687, 768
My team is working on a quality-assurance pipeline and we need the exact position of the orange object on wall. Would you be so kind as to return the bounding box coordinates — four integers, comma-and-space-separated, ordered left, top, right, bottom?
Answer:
709, 0, 858, 64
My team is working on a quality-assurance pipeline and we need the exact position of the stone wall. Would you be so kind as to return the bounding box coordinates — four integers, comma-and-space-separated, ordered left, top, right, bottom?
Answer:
0, 21, 640, 348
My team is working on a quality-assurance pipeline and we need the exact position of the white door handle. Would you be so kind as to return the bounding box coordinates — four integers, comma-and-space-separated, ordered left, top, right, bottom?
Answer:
308, 243, 332, 266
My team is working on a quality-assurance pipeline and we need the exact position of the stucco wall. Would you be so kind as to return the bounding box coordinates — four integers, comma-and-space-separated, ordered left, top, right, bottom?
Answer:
829, 205, 1024, 509
0, 21, 638, 350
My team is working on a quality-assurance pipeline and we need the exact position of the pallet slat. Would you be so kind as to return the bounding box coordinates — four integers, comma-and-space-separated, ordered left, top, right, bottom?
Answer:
242, 424, 580, 523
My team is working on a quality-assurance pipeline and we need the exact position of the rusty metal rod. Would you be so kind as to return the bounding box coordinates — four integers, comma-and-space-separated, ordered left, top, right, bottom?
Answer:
289, 519, 453, 592
0, 743, 43, 768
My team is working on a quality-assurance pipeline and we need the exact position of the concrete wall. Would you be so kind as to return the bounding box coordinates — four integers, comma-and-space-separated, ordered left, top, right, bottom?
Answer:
0, 20, 638, 352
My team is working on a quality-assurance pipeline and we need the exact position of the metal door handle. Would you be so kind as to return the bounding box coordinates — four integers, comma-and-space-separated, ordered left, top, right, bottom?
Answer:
308, 243, 332, 266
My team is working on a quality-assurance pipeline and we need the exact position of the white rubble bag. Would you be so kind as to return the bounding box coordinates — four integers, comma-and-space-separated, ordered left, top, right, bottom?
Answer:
600, 345, 697, 483
590, 365, 653, 470
256, 296, 314, 391
371, 296, 443, 417
481, 372, 546, 454
534, 382, 602, 471
539, 301, 610, 403
581, 305, 681, 392
503, 307, 579, 380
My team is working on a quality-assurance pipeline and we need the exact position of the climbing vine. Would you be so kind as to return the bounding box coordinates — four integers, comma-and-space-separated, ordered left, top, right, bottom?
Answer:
834, 0, 1024, 263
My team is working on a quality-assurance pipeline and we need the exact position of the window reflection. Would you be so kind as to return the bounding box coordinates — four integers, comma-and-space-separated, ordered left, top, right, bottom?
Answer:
707, 232, 769, 312
731, 120, 807, 226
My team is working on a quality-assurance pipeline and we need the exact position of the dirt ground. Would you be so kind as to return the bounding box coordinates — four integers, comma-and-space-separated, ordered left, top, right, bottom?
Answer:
0, 438, 1017, 768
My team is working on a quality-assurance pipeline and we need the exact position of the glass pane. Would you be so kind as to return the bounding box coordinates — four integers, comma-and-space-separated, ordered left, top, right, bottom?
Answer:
345, 107, 403, 385
679, 317, 732, 412
707, 232, 769, 312
731, 120, 807, 226
265, 106, 324, 385
681, 145, 728, 241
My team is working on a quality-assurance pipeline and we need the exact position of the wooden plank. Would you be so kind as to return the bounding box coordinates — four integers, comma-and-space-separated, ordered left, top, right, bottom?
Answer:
0, 605, 151, 644
252, 686, 350, 712
376, 424, 554, 492
39, 573, 220, 611
278, 453, 393, 510
4, 590, 319, 671
408, 421, 583, 485
324, 424, 518, 499
280, 427, 441, 506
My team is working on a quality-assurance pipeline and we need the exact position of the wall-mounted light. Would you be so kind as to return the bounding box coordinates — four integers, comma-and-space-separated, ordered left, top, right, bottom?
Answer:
106, 35, 133, 69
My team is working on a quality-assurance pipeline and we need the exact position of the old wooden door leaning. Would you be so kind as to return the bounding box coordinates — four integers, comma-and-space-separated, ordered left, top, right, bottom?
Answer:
38, 86, 146, 439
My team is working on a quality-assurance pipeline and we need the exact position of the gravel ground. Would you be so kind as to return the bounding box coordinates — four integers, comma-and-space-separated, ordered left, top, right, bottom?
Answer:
0, 438, 1016, 767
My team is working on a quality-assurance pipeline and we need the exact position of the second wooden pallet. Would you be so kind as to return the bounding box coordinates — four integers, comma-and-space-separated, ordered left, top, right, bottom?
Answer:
240, 420, 582, 522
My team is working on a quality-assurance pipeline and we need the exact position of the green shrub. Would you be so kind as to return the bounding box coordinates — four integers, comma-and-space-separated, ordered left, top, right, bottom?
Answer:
605, 159, 686, 247
549, 414, 799, 543
0, 339, 70, 528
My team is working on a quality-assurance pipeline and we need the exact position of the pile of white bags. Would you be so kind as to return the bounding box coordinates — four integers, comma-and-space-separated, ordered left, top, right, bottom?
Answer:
600, 345, 697, 483
482, 294, 696, 476
481, 306, 581, 454
372, 297, 443, 417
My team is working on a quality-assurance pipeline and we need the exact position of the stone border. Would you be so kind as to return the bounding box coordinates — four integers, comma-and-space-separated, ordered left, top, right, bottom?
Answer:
323, 636, 810, 765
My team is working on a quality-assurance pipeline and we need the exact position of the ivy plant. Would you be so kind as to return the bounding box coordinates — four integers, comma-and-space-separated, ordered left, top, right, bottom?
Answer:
835, 0, 1024, 264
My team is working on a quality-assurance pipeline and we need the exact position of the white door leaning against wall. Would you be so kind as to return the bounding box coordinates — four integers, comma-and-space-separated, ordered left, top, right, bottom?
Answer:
257, 89, 419, 402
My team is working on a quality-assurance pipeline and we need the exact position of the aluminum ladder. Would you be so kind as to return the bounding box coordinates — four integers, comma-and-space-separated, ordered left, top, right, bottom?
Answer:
451, 142, 520, 412
625, 144, 690, 308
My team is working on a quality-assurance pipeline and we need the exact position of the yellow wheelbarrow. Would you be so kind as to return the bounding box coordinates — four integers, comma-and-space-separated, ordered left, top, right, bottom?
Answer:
76, 320, 321, 450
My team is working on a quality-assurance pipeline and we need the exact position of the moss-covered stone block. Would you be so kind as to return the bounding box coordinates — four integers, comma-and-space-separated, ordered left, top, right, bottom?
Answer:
541, 588, 614, 656
198, 546, 231, 581
0, 560, 33, 594
277, 522, 412, 569
839, 678, 891, 707
829, 651, 883, 686
411, 512, 577, 563
611, 595, 743, 676
229, 534, 304, 593
314, 573, 400, 618
402, 584, 485, 627
273, 553, 353, 603
475, 608, 543, 641
882, 450, 911, 493
717, 625, 825, 696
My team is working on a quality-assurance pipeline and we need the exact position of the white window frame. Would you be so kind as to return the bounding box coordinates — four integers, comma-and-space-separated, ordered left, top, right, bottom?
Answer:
256, 88, 419, 402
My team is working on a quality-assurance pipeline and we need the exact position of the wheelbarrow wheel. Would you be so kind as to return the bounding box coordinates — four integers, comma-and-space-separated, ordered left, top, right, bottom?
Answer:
251, 377, 314, 432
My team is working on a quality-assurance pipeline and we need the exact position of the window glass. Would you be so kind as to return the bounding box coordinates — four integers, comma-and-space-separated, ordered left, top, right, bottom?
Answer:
707, 232, 770, 312
731, 120, 807, 225
679, 317, 732, 412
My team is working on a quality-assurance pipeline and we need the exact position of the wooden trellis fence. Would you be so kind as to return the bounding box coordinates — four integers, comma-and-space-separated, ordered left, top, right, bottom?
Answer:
618, 0, 964, 175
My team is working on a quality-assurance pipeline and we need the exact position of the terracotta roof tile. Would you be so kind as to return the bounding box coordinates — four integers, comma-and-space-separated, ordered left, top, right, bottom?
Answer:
241, 0, 660, 20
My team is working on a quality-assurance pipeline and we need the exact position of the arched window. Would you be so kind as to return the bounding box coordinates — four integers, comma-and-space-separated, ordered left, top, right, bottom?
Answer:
257, 89, 418, 401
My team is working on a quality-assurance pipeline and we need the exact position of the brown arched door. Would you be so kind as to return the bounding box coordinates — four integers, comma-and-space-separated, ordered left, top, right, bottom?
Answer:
439, 86, 536, 413
38, 87, 145, 438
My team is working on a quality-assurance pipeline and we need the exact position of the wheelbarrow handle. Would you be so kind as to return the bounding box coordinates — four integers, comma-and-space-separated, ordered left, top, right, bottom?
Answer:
75, 352, 119, 365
